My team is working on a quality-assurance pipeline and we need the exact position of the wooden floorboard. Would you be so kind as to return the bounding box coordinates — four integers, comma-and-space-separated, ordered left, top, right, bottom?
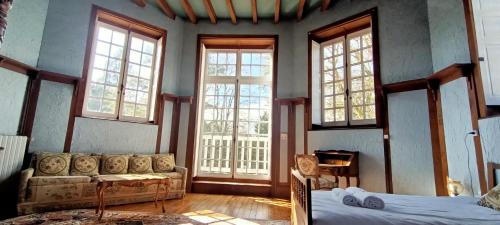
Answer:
108, 193, 291, 221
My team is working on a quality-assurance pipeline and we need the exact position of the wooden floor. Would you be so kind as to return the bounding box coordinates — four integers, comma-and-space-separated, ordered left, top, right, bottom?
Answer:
108, 193, 291, 221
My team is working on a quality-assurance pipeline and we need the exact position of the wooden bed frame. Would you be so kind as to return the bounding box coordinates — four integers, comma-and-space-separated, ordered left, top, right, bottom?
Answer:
291, 169, 312, 225
291, 162, 500, 225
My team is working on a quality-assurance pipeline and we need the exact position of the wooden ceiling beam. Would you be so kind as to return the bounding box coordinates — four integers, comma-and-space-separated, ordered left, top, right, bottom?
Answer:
274, 0, 280, 23
251, 0, 258, 24
226, 0, 237, 24
181, 0, 198, 24
203, 0, 217, 24
321, 0, 331, 11
156, 0, 176, 20
133, 0, 146, 7
297, 0, 306, 21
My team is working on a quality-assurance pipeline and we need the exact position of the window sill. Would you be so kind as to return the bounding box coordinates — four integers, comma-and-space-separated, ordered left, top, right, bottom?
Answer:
193, 176, 271, 185
309, 124, 380, 131
76, 116, 158, 126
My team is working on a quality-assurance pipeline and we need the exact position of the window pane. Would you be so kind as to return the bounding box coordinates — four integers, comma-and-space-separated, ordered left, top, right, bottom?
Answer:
335, 95, 344, 107
91, 69, 106, 83
242, 53, 251, 64
130, 50, 141, 64
325, 109, 334, 122
366, 105, 376, 119
363, 48, 373, 61
351, 92, 364, 106
131, 37, 143, 51
217, 53, 227, 64
140, 66, 151, 78
363, 62, 373, 76
143, 41, 155, 54
351, 78, 363, 91
98, 27, 112, 42
137, 92, 149, 104
135, 105, 147, 118
365, 91, 375, 104
108, 58, 121, 72
128, 63, 140, 76
124, 89, 137, 102
350, 51, 361, 64
364, 76, 374, 90
103, 86, 117, 99
110, 45, 124, 59
334, 42, 344, 55
94, 55, 108, 69
323, 58, 333, 70
138, 79, 150, 92
362, 34, 372, 47
335, 108, 345, 121
335, 68, 344, 80
227, 53, 237, 64
102, 99, 116, 113
352, 106, 364, 120
324, 71, 334, 82
126, 76, 138, 89
112, 31, 125, 46
106, 72, 119, 86
123, 103, 135, 116
324, 96, 334, 108
351, 64, 362, 77
208, 53, 217, 64
96, 41, 110, 55
334, 56, 343, 68
141, 54, 153, 66
324, 83, 334, 95
350, 37, 361, 50
324, 45, 333, 58
87, 98, 101, 112
334, 82, 344, 95
89, 83, 104, 98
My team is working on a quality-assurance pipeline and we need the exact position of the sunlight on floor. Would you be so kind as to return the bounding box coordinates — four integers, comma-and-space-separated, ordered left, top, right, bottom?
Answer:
182, 210, 261, 225
249, 197, 291, 208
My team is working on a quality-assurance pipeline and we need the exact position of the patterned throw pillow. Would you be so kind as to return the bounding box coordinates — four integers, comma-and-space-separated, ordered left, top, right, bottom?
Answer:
128, 155, 154, 174
152, 154, 176, 173
479, 184, 500, 211
35, 152, 72, 176
70, 154, 100, 176
100, 155, 130, 175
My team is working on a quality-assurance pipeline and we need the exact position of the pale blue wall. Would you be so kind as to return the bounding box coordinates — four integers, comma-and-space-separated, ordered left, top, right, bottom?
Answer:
0, 0, 49, 136
388, 90, 436, 196
427, 0, 470, 71
32, 0, 186, 153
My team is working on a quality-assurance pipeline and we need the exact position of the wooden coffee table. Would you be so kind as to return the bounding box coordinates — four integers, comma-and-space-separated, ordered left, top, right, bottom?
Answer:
95, 174, 171, 220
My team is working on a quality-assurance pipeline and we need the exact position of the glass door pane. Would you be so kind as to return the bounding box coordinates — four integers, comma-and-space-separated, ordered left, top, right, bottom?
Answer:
235, 84, 272, 179
198, 83, 236, 177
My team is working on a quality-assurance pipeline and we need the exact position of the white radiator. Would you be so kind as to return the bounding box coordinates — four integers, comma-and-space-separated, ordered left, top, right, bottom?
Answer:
0, 135, 27, 183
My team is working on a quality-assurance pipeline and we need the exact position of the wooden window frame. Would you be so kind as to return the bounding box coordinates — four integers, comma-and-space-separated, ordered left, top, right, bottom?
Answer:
308, 8, 382, 130
76, 5, 167, 125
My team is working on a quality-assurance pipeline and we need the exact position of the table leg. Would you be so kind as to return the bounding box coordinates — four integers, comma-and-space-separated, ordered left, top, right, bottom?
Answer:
95, 183, 102, 214
98, 183, 107, 221
161, 179, 169, 213
346, 176, 351, 187
155, 182, 161, 208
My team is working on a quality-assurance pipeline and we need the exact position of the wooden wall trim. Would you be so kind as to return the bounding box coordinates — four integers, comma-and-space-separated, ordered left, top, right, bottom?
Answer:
465, 76, 488, 194
383, 79, 427, 94
426, 85, 449, 196
462, 0, 488, 118
0, 55, 38, 76
488, 163, 500, 190
382, 94, 393, 193
427, 63, 473, 85
155, 93, 193, 155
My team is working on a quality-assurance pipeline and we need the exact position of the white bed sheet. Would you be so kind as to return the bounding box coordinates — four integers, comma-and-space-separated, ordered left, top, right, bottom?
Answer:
311, 190, 500, 225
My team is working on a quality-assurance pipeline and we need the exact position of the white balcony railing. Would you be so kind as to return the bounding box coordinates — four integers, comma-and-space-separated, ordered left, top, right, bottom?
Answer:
199, 134, 270, 177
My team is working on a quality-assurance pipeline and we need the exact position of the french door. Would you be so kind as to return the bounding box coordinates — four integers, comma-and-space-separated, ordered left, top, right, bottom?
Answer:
196, 49, 273, 180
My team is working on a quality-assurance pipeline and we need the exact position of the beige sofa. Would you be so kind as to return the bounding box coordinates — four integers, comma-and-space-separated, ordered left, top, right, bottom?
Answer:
17, 153, 187, 215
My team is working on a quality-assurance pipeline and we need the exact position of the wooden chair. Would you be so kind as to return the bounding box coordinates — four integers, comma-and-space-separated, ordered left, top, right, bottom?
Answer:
295, 154, 337, 190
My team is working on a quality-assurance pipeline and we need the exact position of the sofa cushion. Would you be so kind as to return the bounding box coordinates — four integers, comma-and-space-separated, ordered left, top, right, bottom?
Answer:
128, 155, 154, 174
34, 152, 72, 176
100, 155, 130, 175
29, 176, 92, 186
152, 154, 175, 173
70, 154, 100, 176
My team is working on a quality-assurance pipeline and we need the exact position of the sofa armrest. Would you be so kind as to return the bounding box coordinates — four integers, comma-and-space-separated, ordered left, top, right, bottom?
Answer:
174, 166, 188, 191
18, 168, 34, 203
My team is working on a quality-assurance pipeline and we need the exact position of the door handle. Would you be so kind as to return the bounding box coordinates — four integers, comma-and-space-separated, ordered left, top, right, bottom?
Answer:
479, 57, 485, 62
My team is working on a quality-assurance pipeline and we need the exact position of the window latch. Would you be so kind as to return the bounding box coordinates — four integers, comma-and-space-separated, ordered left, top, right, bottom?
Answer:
478, 57, 485, 62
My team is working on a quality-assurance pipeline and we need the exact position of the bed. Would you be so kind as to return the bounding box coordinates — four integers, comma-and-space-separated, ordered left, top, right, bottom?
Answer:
291, 166, 500, 225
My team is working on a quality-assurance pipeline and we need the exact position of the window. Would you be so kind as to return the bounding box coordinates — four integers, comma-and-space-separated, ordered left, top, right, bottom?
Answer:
196, 47, 274, 180
310, 10, 379, 128
81, 8, 165, 123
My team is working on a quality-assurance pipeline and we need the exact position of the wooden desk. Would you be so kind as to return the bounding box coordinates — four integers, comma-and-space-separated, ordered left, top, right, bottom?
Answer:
95, 175, 171, 220
314, 150, 360, 187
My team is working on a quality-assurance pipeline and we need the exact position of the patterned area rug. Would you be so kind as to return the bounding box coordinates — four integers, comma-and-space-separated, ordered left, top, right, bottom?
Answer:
0, 209, 290, 225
